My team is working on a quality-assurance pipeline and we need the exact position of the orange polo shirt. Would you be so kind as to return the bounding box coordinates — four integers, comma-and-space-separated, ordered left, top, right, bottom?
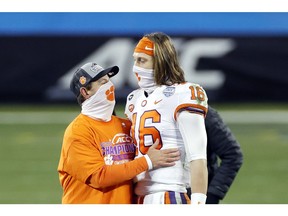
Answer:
58, 114, 148, 204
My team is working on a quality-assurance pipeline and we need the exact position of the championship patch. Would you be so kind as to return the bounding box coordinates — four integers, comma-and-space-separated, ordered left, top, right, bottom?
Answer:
101, 133, 136, 165
163, 86, 175, 97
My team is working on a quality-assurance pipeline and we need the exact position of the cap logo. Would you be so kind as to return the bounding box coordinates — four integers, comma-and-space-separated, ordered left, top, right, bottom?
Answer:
79, 76, 87, 85
90, 63, 103, 73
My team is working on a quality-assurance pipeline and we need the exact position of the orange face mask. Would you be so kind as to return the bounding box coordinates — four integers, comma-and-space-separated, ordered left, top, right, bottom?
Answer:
134, 37, 154, 56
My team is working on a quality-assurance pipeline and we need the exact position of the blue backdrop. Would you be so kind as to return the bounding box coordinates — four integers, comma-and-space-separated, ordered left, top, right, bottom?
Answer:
0, 12, 288, 36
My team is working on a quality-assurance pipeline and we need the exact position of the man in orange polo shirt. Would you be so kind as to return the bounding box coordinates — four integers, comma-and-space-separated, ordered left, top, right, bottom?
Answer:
57, 62, 180, 204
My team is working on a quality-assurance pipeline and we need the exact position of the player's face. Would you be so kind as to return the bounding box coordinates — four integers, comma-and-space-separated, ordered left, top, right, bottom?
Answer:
133, 52, 153, 69
88, 75, 110, 96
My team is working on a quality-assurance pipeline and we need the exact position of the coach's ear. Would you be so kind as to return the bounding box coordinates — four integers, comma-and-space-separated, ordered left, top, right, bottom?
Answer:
80, 87, 90, 99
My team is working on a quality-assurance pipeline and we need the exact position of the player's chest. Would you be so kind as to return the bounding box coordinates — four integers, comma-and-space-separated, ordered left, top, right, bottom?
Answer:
128, 98, 177, 131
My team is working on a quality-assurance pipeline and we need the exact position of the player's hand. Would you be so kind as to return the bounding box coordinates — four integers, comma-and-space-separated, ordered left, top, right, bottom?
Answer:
146, 139, 180, 169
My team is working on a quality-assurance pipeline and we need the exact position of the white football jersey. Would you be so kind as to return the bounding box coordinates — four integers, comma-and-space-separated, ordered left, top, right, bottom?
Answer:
124, 82, 208, 196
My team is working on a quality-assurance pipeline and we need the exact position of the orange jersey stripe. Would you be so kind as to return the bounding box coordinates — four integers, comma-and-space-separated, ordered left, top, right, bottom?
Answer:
174, 103, 208, 120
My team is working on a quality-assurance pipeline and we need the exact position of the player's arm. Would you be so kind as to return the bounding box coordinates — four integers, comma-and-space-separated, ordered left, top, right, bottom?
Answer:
177, 110, 208, 204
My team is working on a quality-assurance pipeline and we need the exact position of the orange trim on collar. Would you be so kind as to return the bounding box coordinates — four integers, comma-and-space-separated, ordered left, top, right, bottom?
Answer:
134, 37, 154, 56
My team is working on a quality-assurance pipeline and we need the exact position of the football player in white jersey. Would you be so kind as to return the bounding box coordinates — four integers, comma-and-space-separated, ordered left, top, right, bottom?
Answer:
125, 32, 209, 204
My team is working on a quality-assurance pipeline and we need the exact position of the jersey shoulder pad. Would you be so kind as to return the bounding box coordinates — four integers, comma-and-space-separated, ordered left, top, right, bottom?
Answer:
178, 82, 208, 102
173, 82, 208, 118
126, 89, 141, 103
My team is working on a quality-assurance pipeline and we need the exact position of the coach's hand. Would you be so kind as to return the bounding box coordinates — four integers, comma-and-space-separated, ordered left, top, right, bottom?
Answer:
146, 139, 180, 169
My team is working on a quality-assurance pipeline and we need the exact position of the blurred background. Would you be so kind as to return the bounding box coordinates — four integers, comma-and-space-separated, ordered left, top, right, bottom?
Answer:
0, 12, 287, 204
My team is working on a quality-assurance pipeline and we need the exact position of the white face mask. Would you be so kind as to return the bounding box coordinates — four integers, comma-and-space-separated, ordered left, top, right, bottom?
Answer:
81, 80, 115, 122
133, 65, 156, 90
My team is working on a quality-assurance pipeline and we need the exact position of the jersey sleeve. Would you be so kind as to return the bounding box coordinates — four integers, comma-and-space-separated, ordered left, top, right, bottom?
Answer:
178, 111, 207, 161
174, 83, 208, 121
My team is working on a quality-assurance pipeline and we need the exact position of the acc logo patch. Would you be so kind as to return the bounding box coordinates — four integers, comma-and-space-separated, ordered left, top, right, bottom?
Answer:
112, 133, 133, 145
101, 133, 136, 165
163, 86, 175, 97
79, 76, 87, 85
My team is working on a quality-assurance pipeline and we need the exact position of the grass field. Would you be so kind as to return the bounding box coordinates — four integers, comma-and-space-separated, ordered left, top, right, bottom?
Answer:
0, 103, 287, 204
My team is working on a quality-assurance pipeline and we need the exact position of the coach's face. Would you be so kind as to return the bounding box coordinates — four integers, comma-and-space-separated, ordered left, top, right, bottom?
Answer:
89, 75, 110, 96
80, 75, 110, 99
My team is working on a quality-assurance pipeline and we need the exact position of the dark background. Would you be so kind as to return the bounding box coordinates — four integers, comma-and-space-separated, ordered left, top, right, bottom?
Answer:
1, 13, 288, 104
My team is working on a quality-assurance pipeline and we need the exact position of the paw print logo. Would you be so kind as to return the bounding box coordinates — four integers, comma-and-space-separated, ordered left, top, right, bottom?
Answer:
104, 154, 113, 165
79, 76, 87, 85
105, 85, 115, 101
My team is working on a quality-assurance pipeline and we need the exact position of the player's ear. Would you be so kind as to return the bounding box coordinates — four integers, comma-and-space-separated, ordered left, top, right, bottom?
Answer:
80, 87, 89, 99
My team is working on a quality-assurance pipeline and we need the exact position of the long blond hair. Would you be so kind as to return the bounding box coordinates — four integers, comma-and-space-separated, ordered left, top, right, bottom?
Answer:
144, 32, 185, 85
